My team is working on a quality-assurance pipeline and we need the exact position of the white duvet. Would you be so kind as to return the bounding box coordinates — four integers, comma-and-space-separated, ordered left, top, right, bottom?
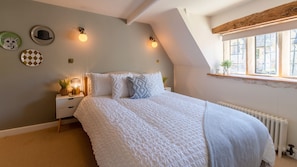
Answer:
74, 92, 274, 167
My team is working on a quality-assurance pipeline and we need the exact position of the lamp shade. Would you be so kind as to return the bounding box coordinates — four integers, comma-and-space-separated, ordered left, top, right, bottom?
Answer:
71, 78, 81, 95
71, 78, 81, 88
79, 33, 88, 42
151, 41, 158, 48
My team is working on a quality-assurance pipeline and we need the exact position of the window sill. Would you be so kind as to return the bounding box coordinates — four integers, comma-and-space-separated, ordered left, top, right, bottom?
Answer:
207, 73, 297, 88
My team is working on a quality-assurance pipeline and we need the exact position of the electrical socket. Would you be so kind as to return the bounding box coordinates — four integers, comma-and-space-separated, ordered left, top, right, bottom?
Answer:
286, 146, 297, 160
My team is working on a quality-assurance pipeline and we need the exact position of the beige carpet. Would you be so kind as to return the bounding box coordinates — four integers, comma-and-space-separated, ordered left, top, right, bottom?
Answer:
0, 123, 97, 167
0, 122, 296, 167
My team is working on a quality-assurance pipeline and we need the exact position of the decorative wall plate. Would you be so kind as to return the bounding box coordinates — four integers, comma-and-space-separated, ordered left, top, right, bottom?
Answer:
0, 31, 22, 50
30, 25, 55, 45
20, 49, 43, 67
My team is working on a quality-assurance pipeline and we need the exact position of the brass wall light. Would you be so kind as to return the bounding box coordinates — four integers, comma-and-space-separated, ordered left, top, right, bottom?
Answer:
149, 36, 158, 48
78, 27, 88, 42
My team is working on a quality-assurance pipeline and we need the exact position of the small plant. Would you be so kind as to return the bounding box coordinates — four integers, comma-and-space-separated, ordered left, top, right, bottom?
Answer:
59, 79, 70, 96
221, 60, 232, 69
162, 77, 168, 84
221, 60, 232, 75
59, 79, 69, 89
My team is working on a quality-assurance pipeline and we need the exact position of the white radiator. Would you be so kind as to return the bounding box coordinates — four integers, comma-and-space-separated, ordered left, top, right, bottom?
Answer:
218, 101, 288, 157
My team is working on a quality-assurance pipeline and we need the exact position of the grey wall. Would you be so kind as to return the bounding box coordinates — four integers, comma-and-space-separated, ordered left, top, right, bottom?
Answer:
0, 1, 173, 130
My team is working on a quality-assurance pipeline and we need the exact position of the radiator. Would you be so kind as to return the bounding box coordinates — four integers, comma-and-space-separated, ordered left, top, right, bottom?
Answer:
218, 101, 288, 157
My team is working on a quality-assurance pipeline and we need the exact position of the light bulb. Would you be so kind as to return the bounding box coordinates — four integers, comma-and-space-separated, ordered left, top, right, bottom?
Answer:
79, 33, 88, 42
151, 41, 158, 48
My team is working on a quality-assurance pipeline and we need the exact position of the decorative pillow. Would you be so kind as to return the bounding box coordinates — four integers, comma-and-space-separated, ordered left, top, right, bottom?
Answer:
143, 71, 165, 96
127, 76, 151, 99
89, 73, 112, 96
110, 73, 132, 99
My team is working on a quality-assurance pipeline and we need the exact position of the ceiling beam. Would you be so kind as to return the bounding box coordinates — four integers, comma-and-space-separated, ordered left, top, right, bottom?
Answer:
126, 0, 159, 25
212, 1, 297, 34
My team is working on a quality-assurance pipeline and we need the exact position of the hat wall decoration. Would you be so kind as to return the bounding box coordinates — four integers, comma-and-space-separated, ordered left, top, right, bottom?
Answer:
30, 25, 55, 45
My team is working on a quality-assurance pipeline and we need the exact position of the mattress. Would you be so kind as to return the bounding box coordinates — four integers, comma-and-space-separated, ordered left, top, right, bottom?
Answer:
74, 91, 274, 167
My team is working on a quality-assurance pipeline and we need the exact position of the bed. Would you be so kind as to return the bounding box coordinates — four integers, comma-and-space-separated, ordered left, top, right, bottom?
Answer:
74, 72, 275, 167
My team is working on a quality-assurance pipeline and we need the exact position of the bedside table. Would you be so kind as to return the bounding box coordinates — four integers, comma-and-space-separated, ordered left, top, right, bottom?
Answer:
56, 92, 84, 132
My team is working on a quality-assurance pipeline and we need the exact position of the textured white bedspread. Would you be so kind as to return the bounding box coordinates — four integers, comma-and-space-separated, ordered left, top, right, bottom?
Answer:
74, 92, 275, 167
74, 92, 208, 167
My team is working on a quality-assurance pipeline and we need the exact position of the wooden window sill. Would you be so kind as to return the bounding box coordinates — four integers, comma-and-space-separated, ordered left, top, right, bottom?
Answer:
207, 73, 297, 88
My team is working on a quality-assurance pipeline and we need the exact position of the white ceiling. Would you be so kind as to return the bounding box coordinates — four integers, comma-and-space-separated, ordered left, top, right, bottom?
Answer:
33, 0, 254, 25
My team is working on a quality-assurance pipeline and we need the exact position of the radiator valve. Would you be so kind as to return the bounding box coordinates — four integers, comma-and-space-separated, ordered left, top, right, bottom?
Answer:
287, 144, 295, 155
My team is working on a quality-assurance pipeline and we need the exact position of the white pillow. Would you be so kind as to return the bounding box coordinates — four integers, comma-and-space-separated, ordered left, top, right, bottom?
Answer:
110, 73, 132, 99
88, 73, 112, 96
143, 71, 165, 96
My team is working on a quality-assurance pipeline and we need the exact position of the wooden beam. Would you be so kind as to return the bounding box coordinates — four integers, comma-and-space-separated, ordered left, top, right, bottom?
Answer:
212, 1, 297, 34
126, 0, 159, 25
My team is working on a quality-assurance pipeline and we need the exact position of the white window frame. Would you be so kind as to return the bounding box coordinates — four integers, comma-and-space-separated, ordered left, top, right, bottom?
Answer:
223, 30, 296, 79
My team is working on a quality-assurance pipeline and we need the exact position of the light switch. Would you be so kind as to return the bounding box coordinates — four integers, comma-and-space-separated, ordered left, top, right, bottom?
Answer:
68, 58, 74, 64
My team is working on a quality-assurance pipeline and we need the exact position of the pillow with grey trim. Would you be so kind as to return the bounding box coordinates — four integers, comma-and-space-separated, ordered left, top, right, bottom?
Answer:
127, 75, 151, 99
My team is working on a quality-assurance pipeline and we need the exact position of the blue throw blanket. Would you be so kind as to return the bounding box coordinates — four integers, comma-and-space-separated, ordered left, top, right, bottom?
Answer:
204, 102, 270, 167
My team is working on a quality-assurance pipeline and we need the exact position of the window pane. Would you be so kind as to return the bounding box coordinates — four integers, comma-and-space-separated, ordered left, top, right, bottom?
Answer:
229, 38, 246, 74
290, 29, 297, 76
255, 33, 277, 75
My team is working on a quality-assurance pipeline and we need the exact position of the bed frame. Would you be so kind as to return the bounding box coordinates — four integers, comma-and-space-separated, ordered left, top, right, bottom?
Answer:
83, 76, 88, 96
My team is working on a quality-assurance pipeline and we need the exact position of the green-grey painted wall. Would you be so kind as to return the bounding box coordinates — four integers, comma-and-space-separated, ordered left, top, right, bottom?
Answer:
0, 1, 173, 130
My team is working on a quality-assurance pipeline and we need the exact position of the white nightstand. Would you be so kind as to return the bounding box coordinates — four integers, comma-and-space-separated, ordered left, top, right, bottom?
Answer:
164, 87, 172, 92
56, 92, 84, 132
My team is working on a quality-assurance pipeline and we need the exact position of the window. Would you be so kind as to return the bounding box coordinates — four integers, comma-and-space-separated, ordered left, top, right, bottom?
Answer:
255, 33, 277, 75
290, 29, 297, 76
229, 38, 246, 74
223, 29, 297, 78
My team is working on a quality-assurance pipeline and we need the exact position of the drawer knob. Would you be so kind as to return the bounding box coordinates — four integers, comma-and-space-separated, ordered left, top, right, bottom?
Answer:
68, 106, 74, 109
68, 98, 74, 100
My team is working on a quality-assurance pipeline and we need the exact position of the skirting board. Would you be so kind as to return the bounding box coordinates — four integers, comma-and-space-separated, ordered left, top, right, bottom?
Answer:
0, 118, 77, 138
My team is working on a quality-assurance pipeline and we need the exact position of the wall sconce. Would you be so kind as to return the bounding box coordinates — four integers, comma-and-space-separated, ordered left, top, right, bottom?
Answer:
78, 27, 88, 42
149, 36, 158, 48
71, 78, 81, 95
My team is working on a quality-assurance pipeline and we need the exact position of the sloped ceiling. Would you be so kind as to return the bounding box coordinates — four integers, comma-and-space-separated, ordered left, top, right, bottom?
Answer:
33, 0, 253, 25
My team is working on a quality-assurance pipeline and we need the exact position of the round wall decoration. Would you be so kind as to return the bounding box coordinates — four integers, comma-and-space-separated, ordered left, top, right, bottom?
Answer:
20, 49, 43, 67
30, 25, 55, 45
0, 31, 22, 51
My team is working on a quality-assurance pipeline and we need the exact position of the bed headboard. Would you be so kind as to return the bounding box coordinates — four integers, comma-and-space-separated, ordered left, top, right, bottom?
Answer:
83, 71, 137, 97
84, 76, 88, 96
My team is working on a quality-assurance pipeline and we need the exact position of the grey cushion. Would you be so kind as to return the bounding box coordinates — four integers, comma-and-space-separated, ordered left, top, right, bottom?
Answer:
127, 76, 151, 99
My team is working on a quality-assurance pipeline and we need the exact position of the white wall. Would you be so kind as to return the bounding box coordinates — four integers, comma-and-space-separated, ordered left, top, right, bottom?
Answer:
204, 0, 297, 147
151, 9, 208, 68
151, 0, 297, 148
181, 10, 223, 73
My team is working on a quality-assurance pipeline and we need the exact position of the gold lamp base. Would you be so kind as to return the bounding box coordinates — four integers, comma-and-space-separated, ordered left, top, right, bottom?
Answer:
72, 87, 80, 95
